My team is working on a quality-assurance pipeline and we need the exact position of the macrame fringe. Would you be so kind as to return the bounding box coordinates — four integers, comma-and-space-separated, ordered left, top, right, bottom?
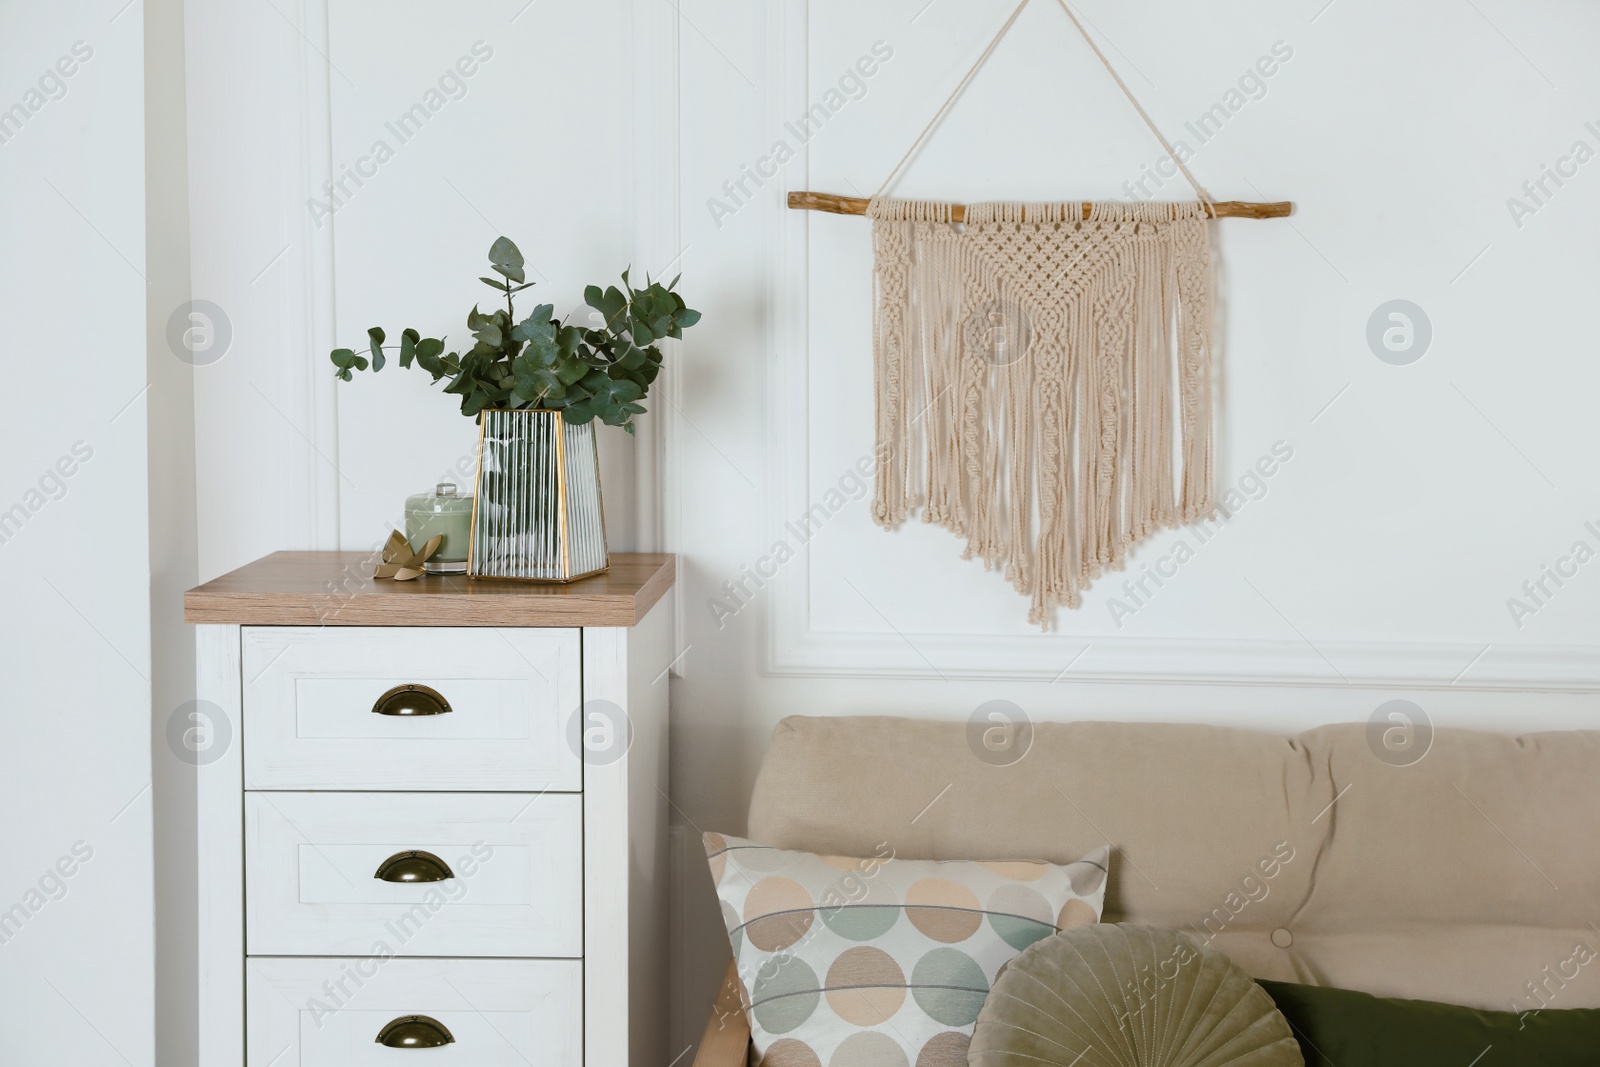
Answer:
868, 198, 1215, 628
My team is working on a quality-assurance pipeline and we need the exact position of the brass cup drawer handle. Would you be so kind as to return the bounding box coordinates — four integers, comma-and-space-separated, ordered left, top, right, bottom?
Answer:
375, 1014, 455, 1048
374, 850, 455, 883
372, 683, 452, 717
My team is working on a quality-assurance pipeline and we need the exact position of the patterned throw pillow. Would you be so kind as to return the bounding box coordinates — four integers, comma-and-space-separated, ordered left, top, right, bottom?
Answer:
704, 833, 1110, 1067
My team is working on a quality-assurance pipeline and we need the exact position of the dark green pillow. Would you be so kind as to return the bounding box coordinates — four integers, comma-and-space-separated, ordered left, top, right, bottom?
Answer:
1258, 979, 1600, 1067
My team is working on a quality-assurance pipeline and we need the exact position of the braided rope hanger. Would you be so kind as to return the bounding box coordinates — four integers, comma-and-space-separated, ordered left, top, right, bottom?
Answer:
790, 0, 1291, 221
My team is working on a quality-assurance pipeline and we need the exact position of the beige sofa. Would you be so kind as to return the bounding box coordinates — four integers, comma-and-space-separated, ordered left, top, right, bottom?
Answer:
695, 715, 1600, 1067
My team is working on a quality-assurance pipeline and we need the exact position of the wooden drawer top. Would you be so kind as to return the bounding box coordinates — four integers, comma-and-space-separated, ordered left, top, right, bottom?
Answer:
185, 551, 673, 628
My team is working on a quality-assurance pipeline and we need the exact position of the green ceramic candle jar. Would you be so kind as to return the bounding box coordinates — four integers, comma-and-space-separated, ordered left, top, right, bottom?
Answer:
404, 482, 474, 574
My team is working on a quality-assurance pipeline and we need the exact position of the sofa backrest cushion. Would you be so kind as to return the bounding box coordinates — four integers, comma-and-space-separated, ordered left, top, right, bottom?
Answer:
747, 716, 1600, 1012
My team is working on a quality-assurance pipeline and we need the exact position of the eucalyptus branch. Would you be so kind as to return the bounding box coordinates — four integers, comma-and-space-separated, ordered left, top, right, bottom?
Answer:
329, 237, 700, 435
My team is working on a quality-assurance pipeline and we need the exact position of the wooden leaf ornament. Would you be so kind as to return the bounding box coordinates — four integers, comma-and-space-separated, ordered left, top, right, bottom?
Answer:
373, 530, 442, 581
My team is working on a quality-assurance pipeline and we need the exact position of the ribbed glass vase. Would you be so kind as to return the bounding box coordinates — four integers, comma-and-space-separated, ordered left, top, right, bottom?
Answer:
467, 409, 609, 581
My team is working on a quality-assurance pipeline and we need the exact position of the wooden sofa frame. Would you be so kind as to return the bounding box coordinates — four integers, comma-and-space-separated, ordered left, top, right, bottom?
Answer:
692, 960, 751, 1067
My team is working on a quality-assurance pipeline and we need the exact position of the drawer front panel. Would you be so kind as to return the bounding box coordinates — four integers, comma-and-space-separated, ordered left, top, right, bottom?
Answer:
246, 957, 580, 1066
246, 792, 581, 957
243, 626, 581, 791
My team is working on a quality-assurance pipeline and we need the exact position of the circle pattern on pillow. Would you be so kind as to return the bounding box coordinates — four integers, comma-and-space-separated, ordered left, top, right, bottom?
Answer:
705, 832, 728, 885
911, 948, 989, 1026
905, 878, 983, 942
753, 955, 821, 1034
763, 1038, 823, 1067
1056, 897, 1097, 931
1066, 860, 1104, 897
820, 880, 899, 941
829, 1031, 909, 1067
721, 900, 745, 958
978, 861, 1047, 881
825, 947, 907, 1025
914, 1031, 971, 1067
985, 884, 1056, 951
745, 876, 814, 951
968, 924, 1303, 1067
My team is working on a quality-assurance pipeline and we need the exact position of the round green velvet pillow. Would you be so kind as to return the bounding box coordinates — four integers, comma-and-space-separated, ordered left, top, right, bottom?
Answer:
970, 924, 1303, 1067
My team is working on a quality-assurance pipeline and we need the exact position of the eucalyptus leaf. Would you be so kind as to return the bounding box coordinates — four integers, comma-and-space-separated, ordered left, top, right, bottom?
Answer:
556, 357, 588, 387
415, 337, 446, 376
587, 285, 627, 330
367, 327, 386, 371
595, 378, 643, 405
511, 305, 557, 347
561, 398, 597, 424
527, 368, 565, 402
398, 328, 420, 368
555, 324, 583, 357
611, 342, 645, 372
488, 236, 526, 284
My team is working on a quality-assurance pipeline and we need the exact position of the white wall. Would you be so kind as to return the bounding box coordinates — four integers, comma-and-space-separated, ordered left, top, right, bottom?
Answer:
175, 0, 1600, 1061
0, 2, 154, 1062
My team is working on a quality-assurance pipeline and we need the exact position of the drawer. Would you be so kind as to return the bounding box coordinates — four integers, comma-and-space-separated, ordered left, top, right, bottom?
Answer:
246, 791, 581, 957
247, 956, 580, 1066
243, 626, 581, 791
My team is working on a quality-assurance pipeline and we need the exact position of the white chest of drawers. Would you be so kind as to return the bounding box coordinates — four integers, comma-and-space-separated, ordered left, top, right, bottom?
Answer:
186, 552, 675, 1067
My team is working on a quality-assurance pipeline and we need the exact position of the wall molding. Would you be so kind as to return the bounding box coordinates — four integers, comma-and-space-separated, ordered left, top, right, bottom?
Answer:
632, 0, 681, 565
758, 3, 1600, 693
768, 623, 1600, 691
635, 0, 684, 670
299, 0, 341, 549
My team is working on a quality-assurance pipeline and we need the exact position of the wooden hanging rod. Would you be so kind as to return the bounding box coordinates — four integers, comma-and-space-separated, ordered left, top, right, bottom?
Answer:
787, 191, 1292, 220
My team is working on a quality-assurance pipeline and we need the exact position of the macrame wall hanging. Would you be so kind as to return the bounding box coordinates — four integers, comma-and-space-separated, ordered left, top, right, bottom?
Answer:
789, 0, 1291, 627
